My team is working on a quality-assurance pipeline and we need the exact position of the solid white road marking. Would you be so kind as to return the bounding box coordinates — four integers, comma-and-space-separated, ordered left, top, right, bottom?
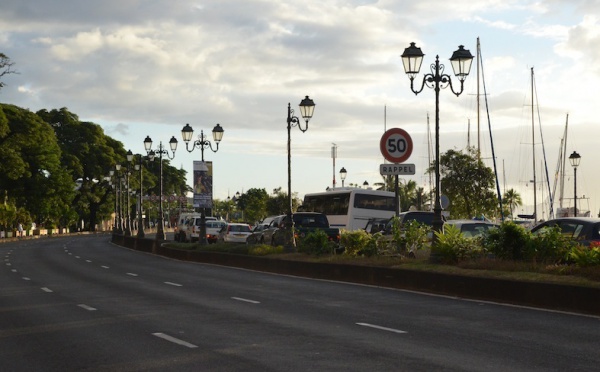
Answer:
231, 297, 260, 304
78, 304, 97, 311
164, 282, 182, 287
41, 287, 53, 293
152, 333, 198, 348
356, 323, 407, 334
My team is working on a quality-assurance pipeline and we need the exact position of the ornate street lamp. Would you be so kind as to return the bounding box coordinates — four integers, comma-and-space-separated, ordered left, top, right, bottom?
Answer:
144, 135, 178, 240
180, 123, 225, 245
339, 167, 347, 187
401, 42, 474, 248
285, 96, 316, 252
181, 123, 224, 162
569, 151, 581, 217
109, 169, 118, 233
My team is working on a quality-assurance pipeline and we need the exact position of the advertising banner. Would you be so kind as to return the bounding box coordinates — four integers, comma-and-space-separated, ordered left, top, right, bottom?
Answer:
193, 161, 213, 208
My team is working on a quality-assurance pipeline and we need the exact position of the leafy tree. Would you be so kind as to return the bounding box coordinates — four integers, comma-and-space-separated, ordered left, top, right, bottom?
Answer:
0, 104, 75, 228
0, 53, 17, 90
432, 146, 498, 219
235, 188, 269, 224
37, 108, 122, 231
267, 187, 300, 216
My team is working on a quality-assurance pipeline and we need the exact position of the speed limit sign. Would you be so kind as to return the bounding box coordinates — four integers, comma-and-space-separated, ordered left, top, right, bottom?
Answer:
380, 128, 413, 163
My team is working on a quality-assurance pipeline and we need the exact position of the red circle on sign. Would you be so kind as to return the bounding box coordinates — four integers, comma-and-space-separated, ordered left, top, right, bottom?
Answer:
380, 128, 413, 163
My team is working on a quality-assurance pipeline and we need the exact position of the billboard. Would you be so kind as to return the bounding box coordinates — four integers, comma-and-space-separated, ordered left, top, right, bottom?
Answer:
193, 161, 213, 208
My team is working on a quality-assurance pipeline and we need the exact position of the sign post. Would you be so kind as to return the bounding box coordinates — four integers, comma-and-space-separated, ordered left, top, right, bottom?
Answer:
380, 128, 414, 217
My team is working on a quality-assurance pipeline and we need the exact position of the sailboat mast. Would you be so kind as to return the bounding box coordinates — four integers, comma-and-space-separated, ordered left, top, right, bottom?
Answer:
477, 37, 481, 158
560, 114, 568, 210
531, 67, 537, 221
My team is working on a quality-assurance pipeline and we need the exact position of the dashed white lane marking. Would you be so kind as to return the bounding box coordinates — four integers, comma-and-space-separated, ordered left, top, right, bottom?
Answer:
22, 277, 30, 281
6, 263, 11, 266
126, 273, 138, 277
164, 282, 182, 287
356, 322, 407, 334
152, 333, 198, 348
101, 265, 110, 269
75, 256, 80, 259
86, 260, 92, 263
78, 304, 97, 311
11, 269, 17, 273
41, 287, 53, 293
232, 297, 260, 304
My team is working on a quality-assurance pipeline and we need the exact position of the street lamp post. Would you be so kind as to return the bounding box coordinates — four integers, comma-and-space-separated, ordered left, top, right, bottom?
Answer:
285, 96, 316, 252
144, 136, 178, 240
569, 151, 581, 217
339, 167, 347, 187
109, 169, 118, 233
115, 164, 123, 234
124, 150, 134, 236
181, 123, 224, 245
401, 42, 474, 247
134, 154, 145, 238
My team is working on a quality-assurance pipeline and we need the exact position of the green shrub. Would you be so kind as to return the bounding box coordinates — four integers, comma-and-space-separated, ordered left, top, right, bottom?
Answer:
527, 225, 574, 264
386, 218, 430, 255
432, 224, 485, 264
341, 229, 378, 257
298, 229, 336, 256
568, 245, 600, 267
248, 244, 284, 256
482, 221, 530, 260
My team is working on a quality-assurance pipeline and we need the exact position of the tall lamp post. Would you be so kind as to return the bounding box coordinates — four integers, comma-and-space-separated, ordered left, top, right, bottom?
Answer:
144, 136, 178, 240
123, 150, 134, 236
109, 169, 118, 233
180, 123, 225, 245
339, 167, 347, 187
401, 42, 474, 246
285, 96, 316, 252
569, 151, 581, 217
134, 154, 145, 238
115, 164, 123, 234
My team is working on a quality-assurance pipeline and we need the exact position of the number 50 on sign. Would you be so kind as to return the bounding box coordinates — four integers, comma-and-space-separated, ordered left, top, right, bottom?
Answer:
379, 128, 413, 163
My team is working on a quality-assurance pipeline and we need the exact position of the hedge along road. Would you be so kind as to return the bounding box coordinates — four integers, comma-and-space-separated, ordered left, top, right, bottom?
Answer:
0, 234, 599, 371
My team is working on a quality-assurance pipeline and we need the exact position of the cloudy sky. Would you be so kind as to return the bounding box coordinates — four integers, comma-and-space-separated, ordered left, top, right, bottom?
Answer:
1, 0, 599, 219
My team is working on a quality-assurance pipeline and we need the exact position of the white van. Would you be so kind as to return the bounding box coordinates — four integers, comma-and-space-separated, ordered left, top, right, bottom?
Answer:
175, 213, 218, 242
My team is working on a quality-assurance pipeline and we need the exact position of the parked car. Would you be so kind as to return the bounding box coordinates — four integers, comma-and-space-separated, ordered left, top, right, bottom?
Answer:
271, 212, 340, 246
206, 220, 227, 243
254, 215, 286, 245
218, 223, 253, 243
246, 216, 280, 244
530, 217, 600, 246
444, 219, 498, 237
176, 214, 218, 242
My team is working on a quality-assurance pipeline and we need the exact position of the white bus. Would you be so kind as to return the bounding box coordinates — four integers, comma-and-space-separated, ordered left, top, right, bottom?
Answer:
302, 188, 396, 231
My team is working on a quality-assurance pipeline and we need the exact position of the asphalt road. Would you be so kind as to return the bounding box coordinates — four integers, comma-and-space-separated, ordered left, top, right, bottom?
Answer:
0, 235, 598, 371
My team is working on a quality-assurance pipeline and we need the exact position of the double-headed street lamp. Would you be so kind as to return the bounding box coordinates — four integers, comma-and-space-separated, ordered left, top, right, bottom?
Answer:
109, 169, 119, 233
285, 96, 316, 252
144, 136, 178, 240
569, 151, 581, 217
181, 123, 224, 162
401, 42, 474, 246
180, 123, 224, 245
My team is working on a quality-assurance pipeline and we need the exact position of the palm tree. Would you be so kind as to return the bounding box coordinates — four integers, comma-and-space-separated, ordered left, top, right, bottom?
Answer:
503, 188, 522, 218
